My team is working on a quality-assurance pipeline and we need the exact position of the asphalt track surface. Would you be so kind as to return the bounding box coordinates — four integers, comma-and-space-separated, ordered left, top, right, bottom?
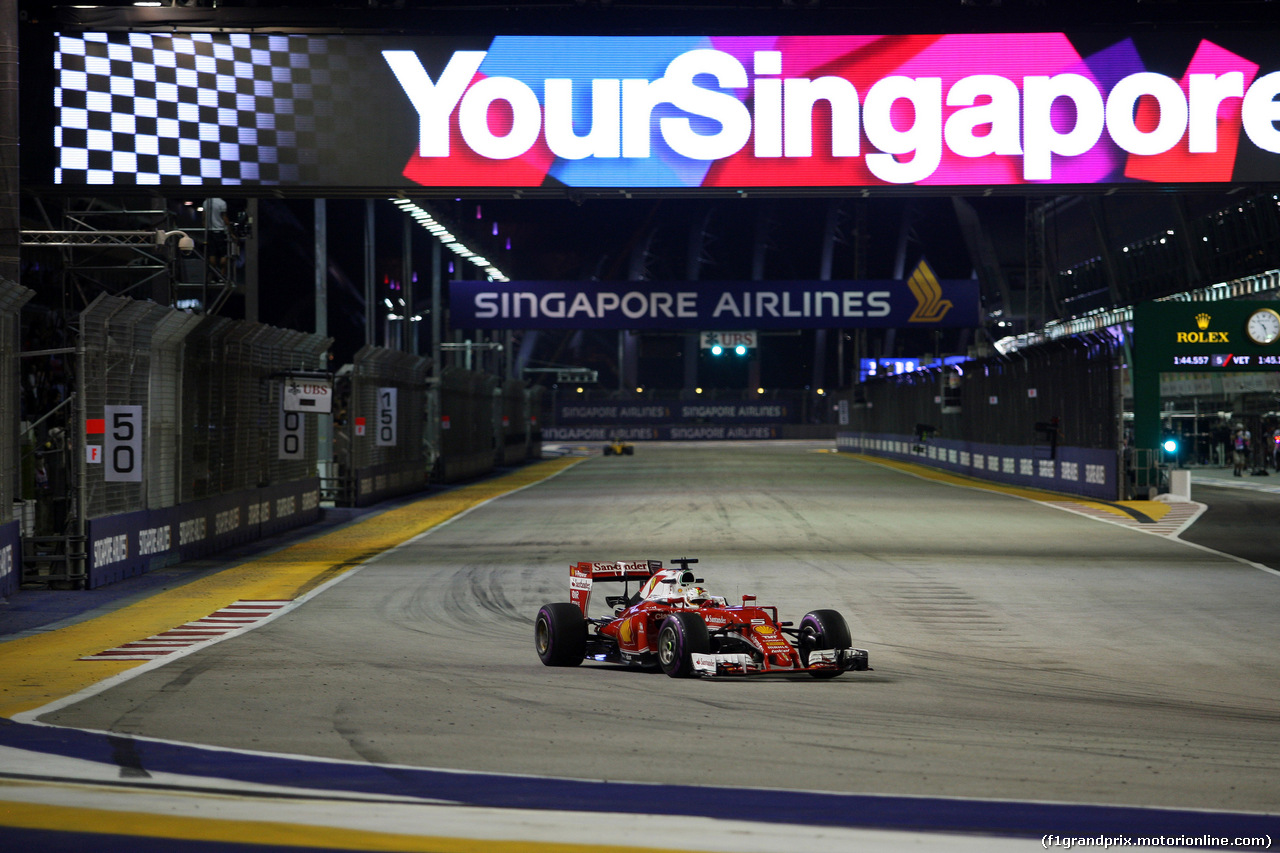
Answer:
1180, 479, 1280, 569
3, 444, 1280, 851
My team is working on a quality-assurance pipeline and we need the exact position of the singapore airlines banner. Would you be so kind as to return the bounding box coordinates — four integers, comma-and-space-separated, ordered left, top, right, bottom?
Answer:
45, 31, 1280, 189
450, 262, 979, 330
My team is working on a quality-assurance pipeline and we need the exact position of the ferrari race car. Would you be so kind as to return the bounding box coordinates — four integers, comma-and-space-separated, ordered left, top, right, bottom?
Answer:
534, 558, 870, 678
602, 440, 634, 456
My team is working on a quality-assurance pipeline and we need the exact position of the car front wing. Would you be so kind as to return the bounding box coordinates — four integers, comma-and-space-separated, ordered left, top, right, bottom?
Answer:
691, 647, 871, 676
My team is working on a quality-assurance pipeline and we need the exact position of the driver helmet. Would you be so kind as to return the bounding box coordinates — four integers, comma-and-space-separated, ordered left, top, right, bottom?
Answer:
641, 569, 697, 601
683, 586, 713, 608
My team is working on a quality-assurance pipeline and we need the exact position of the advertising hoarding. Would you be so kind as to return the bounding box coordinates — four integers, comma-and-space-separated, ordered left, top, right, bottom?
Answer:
450, 274, 980, 330
555, 399, 794, 424
37, 31, 1280, 191
837, 432, 1117, 501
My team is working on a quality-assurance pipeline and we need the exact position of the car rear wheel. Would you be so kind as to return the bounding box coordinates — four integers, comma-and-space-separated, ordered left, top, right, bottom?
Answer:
657, 612, 710, 677
798, 609, 853, 679
535, 602, 586, 666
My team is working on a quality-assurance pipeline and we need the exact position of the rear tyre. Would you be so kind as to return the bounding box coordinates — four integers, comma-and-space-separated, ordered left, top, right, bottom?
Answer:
798, 609, 853, 679
657, 612, 710, 677
623, 445, 634, 455
603, 445, 615, 456
535, 602, 586, 666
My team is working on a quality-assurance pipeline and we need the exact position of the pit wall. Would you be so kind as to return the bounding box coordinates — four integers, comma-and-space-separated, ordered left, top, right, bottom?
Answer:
345, 462, 429, 509
837, 432, 1119, 501
84, 478, 321, 589
0, 521, 18, 599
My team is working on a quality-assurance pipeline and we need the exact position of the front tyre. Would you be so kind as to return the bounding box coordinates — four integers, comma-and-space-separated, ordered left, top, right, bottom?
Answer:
657, 612, 710, 678
798, 609, 853, 679
535, 602, 586, 666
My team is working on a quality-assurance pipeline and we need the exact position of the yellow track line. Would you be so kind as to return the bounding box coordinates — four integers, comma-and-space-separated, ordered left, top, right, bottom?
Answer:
0, 799, 691, 853
0, 457, 583, 719
844, 453, 1172, 523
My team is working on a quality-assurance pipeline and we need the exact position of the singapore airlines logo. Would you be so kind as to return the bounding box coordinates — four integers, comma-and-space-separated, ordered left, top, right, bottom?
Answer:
907, 260, 953, 323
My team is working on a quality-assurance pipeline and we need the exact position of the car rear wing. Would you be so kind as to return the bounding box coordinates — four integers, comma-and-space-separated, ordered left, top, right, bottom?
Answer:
570, 560, 662, 615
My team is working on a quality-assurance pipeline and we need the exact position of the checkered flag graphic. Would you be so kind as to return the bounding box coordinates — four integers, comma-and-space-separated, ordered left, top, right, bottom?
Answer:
54, 32, 352, 186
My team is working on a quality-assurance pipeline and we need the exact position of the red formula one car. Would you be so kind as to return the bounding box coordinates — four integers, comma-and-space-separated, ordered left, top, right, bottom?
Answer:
534, 558, 870, 678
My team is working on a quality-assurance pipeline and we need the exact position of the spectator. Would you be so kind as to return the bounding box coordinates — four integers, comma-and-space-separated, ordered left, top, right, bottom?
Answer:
1232, 425, 1251, 477
204, 197, 228, 278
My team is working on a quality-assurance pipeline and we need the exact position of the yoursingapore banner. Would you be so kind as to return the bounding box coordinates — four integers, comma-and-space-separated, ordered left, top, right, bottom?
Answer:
46, 31, 1280, 188
450, 262, 979, 330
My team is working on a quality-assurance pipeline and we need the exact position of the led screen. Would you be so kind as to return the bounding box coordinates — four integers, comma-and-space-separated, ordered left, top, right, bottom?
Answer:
47, 32, 1280, 189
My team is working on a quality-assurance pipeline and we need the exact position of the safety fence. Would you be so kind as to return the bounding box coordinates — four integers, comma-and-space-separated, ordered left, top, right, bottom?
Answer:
330, 357, 542, 506
432, 368, 538, 484
15, 293, 331, 589
78, 295, 332, 519
836, 334, 1125, 500
498, 378, 544, 466
332, 346, 432, 507
5, 287, 548, 591
1, 278, 34, 598
177, 316, 329, 504
436, 366, 499, 483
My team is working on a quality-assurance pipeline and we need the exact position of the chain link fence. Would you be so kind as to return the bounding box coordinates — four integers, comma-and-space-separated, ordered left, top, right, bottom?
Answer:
178, 316, 329, 504
81, 295, 196, 517
840, 334, 1120, 450
836, 333, 1123, 499
18, 294, 333, 587
1, 278, 32, 523
1, 279, 34, 598
437, 366, 500, 483
498, 378, 543, 465
332, 345, 432, 506
14, 290, 545, 587
79, 295, 331, 517
328, 353, 544, 503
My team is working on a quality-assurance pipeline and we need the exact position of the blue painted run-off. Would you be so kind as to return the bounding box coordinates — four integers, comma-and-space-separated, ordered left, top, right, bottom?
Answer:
1, 721, 1275, 845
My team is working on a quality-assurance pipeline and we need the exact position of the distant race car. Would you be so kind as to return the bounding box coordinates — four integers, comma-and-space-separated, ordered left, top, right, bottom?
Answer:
534, 558, 871, 678
602, 440, 634, 456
